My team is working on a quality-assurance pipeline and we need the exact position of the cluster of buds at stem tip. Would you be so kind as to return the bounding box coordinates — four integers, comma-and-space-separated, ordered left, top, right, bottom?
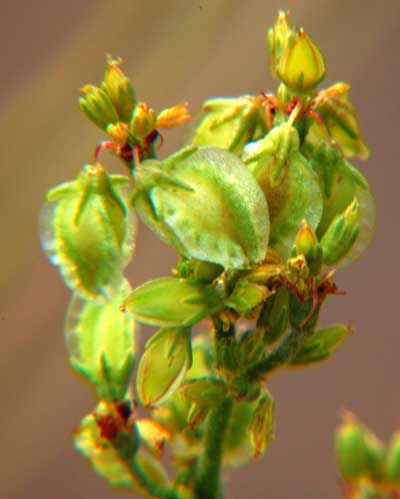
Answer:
79, 55, 190, 165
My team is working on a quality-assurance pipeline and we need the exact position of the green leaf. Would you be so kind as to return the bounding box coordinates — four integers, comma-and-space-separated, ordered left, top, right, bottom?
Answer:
181, 377, 227, 407
65, 281, 136, 401
243, 124, 323, 260
136, 327, 192, 407
124, 277, 224, 327
40, 165, 135, 298
133, 146, 270, 269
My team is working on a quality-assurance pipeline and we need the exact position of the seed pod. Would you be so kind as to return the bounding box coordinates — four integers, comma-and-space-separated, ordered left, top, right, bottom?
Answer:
243, 124, 322, 260
65, 281, 136, 401
74, 403, 140, 489
40, 165, 135, 298
132, 146, 270, 269
124, 277, 224, 327
249, 391, 275, 458
289, 324, 351, 367
310, 141, 376, 267
136, 327, 192, 407
188, 96, 261, 154
335, 415, 369, 481
383, 431, 400, 484
79, 85, 119, 131
101, 55, 136, 123
181, 377, 227, 407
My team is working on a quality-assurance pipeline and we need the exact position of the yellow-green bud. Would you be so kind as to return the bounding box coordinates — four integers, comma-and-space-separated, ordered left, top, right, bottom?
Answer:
129, 102, 157, 139
383, 431, 400, 484
79, 85, 119, 131
276, 27, 326, 93
335, 415, 369, 481
294, 220, 323, 275
257, 287, 289, 345
267, 10, 292, 75
249, 391, 275, 458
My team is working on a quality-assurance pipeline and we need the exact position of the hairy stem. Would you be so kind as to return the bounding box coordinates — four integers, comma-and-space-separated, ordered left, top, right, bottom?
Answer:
194, 397, 233, 499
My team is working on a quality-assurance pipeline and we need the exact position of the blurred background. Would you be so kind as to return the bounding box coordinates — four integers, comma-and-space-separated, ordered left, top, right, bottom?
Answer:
1, 1, 399, 498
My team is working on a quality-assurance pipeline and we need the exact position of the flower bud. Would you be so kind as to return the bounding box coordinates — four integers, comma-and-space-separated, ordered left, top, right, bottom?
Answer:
79, 85, 119, 130
335, 414, 369, 481
156, 103, 191, 128
124, 277, 224, 328
243, 124, 322, 259
290, 324, 351, 367
267, 10, 292, 75
40, 165, 135, 298
132, 146, 270, 269
293, 220, 323, 275
101, 55, 136, 123
320, 198, 360, 266
237, 329, 266, 372
257, 287, 289, 345
176, 258, 224, 284
129, 102, 157, 139
363, 430, 385, 482
276, 27, 326, 93
226, 279, 271, 317
188, 96, 261, 154
312, 82, 369, 159
383, 432, 400, 484
249, 392, 275, 458
65, 282, 135, 401
310, 141, 376, 267
136, 327, 192, 407
181, 376, 227, 407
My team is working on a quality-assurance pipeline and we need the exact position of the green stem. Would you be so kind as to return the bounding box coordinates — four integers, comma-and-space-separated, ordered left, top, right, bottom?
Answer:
131, 458, 180, 499
194, 397, 233, 499
246, 326, 312, 381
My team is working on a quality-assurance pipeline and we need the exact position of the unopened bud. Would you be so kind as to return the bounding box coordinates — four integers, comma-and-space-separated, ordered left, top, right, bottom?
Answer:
102, 55, 136, 123
267, 10, 292, 75
156, 103, 191, 128
79, 85, 119, 131
294, 220, 323, 275
257, 287, 289, 345
276, 27, 326, 93
335, 414, 369, 481
129, 102, 157, 139
249, 392, 275, 458
383, 431, 400, 484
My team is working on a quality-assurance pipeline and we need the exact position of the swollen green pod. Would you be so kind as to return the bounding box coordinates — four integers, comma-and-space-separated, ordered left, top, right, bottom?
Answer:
243, 124, 323, 259
132, 146, 270, 269
40, 164, 135, 298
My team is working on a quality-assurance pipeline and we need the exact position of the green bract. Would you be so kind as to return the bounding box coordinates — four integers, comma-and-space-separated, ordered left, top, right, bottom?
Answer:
188, 97, 261, 153
136, 327, 192, 407
309, 141, 376, 267
132, 146, 270, 268
40, 165, 135, 298
243, 124, 323, 259
65, 281, 135, 401
124, 277, 224, 327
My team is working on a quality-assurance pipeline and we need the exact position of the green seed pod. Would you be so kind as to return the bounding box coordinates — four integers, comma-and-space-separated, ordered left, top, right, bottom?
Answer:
74, 403, 140, 489
124, 277, 224, 328
335, 415, 369, 481
257, 287, 289, 345
310, 82, 369, 159
276, 27, 326, 93
132, 146, 270, 269
181, 376, 227, 407
79, 85, 119, 131
249, 391, 275, 458
188, 96, 261, 154
65, 281, 136, 401
136, 327, 192, 407
289, 324, 351, 367
40, 165, 135, 298
383, 431, 400, 484
320, 198, 360, 266
309, 140, 376, 267
101, 55, 136, 123
243, 124, 322, 260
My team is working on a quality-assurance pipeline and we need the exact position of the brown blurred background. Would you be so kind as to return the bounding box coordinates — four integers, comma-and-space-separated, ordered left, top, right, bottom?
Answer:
1, 1, 399, 498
